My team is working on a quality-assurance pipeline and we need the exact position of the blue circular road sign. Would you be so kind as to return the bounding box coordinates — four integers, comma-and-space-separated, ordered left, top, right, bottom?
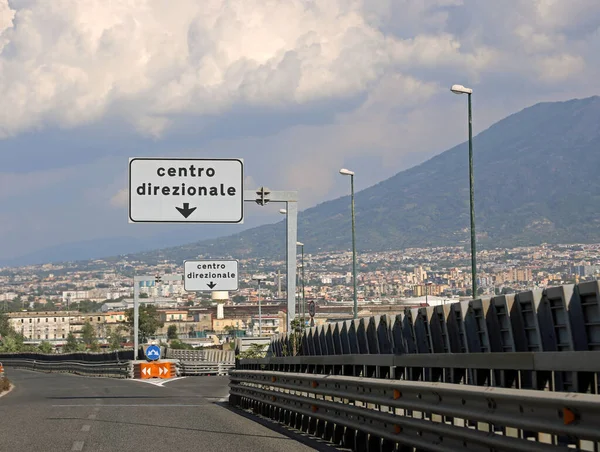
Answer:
145, 344, 161, 361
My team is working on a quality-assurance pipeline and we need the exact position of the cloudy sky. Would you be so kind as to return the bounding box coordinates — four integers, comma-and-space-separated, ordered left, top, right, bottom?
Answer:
1, 0, 599, 263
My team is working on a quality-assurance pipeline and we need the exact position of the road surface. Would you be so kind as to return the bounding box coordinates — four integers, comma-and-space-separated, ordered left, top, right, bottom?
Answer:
0, 370, 329, 452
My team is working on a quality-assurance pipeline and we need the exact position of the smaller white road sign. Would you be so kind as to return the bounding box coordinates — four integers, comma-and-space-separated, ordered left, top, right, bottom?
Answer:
128, 158, 244, 223
184, 260, 239, 292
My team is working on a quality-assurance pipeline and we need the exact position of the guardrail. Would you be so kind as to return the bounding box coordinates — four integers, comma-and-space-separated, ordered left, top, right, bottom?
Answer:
230, 369, 600, 451
237, 351, 600, 393
166, 348, 235, 363
0, 358, 133, 379
179, 361, 234, 376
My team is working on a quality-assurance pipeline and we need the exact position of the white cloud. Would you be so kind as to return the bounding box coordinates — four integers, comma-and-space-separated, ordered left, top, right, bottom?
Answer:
537, 54, 586, 82
1, 0, 600, 263
2, 0, 575, 139
109, 188, 128, 208
2, 0, 411, 137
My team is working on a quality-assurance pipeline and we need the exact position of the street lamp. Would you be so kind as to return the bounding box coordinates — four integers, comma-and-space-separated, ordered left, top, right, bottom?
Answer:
297, 241, 305, 324
451, 84, 477, 299
339, 168, 358, 319
252, 274, 267, 336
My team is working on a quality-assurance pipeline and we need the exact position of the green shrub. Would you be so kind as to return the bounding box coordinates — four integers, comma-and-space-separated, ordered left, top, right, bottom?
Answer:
0, 377, 10, 393
237, 343, 267, 359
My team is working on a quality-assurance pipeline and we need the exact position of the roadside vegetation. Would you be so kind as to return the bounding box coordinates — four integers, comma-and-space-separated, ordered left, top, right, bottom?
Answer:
1, 376, 10, 393
0, 311, 131, 354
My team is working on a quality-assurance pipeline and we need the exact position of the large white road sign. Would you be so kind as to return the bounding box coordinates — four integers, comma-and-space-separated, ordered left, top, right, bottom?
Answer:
129, 158, 244, 223
184, 260, 239, 291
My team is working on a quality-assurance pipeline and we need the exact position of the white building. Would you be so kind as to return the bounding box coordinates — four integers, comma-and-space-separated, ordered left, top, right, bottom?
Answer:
62, 291, 90, 302
0, 292, 17, 301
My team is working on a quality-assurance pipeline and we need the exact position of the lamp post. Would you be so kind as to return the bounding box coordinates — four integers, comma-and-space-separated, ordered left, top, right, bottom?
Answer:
252, 274, 267, 336
297, 241, 305, 324
339, 168, 358, 319
451, 84, 477, 299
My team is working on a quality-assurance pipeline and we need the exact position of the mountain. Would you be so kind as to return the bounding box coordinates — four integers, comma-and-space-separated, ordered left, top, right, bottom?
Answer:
7, 96, 600, 268
115, 95, 600, 264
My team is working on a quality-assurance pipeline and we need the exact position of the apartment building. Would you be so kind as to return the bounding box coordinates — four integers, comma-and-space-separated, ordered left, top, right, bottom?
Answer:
494, 268, 533, 284
6, 311, 129, 341
154, 310, 212, 338
8, 311, 85, 340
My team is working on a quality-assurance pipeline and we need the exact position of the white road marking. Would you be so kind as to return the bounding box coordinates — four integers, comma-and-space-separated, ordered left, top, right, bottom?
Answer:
72, 441, 84, 451
206, 397, 230, 402
0, 383, 15, 398
129, 377, 187, 387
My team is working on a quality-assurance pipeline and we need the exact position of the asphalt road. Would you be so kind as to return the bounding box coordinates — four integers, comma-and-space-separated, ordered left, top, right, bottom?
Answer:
0, 370, 329, 452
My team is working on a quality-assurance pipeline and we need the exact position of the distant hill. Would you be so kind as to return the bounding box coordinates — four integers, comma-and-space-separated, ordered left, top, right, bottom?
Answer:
116, 95, 600, 264
10, 96, 600, 268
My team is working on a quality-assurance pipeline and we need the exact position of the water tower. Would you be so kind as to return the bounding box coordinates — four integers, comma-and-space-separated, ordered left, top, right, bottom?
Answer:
212, 291, 229, 319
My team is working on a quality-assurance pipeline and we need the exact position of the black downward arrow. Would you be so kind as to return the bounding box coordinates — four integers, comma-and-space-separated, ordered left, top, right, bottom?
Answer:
207, 282, 217, 289
176, 203, 196, 218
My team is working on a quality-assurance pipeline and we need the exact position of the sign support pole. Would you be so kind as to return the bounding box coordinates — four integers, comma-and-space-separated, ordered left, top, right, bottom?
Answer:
133, 277, 140, 359
245, 189, 298, 333
286, 201, 298, 331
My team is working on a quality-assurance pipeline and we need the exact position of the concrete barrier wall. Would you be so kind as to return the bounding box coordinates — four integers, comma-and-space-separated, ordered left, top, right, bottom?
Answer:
271, 281, 600, 361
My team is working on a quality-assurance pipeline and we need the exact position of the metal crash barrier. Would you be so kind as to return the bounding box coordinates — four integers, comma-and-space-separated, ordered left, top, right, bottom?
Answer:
167, 349, 235, 376
179, 362, 233, 376
0, 358, 133, 379
231, 281, 600, 451
230, 369, 600, 451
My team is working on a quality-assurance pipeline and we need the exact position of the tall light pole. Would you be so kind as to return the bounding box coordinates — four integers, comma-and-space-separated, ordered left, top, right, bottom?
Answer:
451, 84, 477, 298
297, 241, 305, 324
252, 274, 267, 336
339, 168, 358, 319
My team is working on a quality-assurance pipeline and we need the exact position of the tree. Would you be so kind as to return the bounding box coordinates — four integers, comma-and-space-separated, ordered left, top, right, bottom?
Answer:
107, 325, 126, 350
0, 312, 12, 337
0, 313, 26, 352
0, 335, 22, 352
232, 295, 246, 303
238, 343, 267, 359
168, 339, 193, 350
78, 299, 101, 313
125, 305, 164, 343
38, 341, 53, 354
167, 325, 178, 340
285, 318, 304, 356
64, 332, 80, 353
139, 293, 149, 299
223, 325, 234, 334
81, 321, 100, 351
